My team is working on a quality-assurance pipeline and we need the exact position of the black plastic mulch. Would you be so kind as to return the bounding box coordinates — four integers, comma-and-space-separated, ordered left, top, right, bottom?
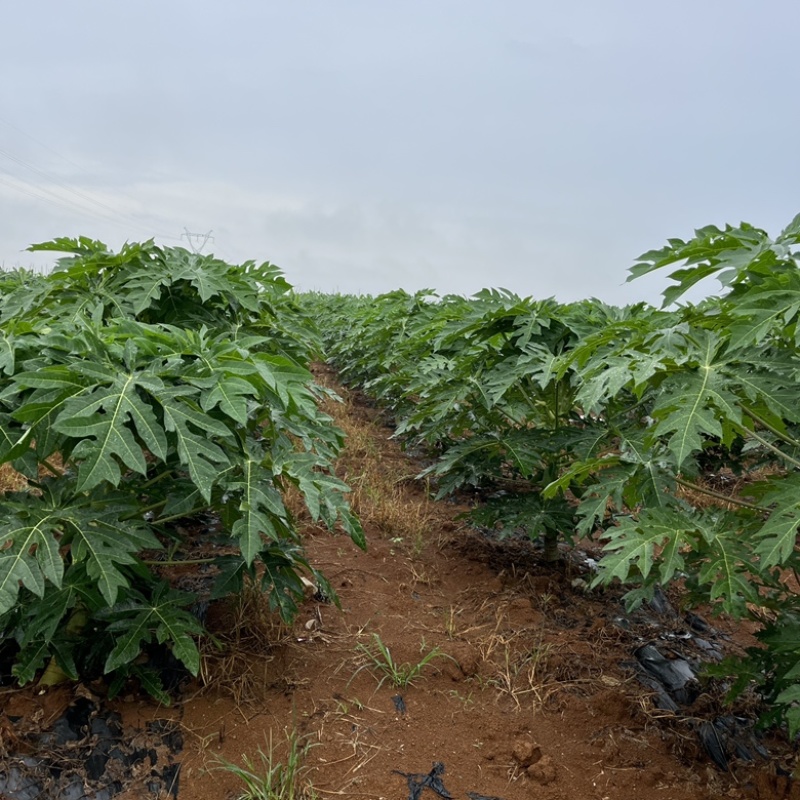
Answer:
466, 794, 507, 800
627, 589, 770, 772
393, 762, 453, 800
393, 762, 508, 800
0, 697, 183, 800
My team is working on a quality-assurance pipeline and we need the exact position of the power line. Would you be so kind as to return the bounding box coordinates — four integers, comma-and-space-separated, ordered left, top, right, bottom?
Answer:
0, 170, 179, 243
0, 146, 148, 228
0, 116, 235, 261
0, 115, 86, 172
0, 116, 183, 242
0, 173, 100, 219
0, 149, 181, 242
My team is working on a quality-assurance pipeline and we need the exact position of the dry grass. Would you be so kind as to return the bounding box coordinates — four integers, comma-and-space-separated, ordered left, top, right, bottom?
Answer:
197, 583, 298, 705
313, 371, 447, 549
283, 369, 448, 553
476, 627, 558, 711
471, 601, 559, 711
0, 453, 69, 497
0, 462, 28, 493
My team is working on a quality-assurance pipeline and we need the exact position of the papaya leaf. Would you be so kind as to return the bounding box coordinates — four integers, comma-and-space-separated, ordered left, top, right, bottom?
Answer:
161, 399, 231, 501
67, 517, 160, 606
102, 584, 202, 675
593, 508, 707, 589
0, 511, 64, 614
199, 374, 258, 424
54, 374, 168, 490
227, 458, 288, 565
754, 476, 800, 567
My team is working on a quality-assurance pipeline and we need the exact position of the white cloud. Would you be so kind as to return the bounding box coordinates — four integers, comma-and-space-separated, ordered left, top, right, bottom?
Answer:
1, 1, 798, 307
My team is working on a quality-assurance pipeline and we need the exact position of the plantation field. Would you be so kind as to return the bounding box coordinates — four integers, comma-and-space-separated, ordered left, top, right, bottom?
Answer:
2, 368, 795, 800
2, 217, 800, 798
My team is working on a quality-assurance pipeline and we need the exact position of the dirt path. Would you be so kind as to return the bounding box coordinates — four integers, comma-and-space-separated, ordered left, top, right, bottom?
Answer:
1, 367, 797, 799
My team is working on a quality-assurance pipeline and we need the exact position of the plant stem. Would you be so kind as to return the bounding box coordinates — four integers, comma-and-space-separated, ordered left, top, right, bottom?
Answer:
41, 458, 64, 477
674, 476, 768, 512
152, 507, 209, 525
139, 470, 175, 490
542, 529, 560, 562
121, 499, 167, 519
739, 425, 800, 470
741, 404, 800, 449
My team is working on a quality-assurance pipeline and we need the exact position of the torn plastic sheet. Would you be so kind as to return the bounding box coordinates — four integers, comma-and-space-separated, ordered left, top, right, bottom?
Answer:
393, 762, 508, 800
630, 643, 769, 771
634, 643, 698, 704
393, 762, 453, 800
392, 694, 407, 714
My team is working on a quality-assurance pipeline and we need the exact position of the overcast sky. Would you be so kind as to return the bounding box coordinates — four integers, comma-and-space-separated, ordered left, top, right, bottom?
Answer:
1, 1, 798, 305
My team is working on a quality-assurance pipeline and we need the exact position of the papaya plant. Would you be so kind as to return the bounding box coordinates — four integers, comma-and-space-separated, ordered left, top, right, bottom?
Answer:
0, 238, 363, 699
563, 214, 800, 733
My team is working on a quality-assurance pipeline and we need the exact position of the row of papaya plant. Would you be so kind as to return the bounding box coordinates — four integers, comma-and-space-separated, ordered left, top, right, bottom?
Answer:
304, 213, 800, 735
0, 237, 363, 701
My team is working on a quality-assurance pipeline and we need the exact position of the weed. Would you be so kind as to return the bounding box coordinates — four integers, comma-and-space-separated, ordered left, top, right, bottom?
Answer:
213, 727, 318, 800
352, 634, 451, 689
333, 695, 364, 714
389, 536, 404, 556
537, 592, 557, 613
448, 688, 475, 709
